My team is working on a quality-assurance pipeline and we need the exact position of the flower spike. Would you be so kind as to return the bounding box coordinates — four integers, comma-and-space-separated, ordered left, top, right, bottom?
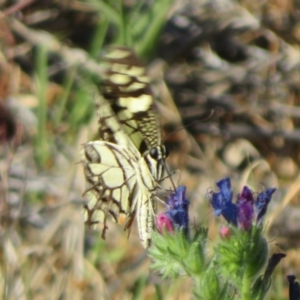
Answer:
165, 186, 190, 236
209, 178, 276, 230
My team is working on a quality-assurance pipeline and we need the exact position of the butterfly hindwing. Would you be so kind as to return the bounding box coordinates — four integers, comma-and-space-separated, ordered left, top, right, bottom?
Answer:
82, 139, 156, 248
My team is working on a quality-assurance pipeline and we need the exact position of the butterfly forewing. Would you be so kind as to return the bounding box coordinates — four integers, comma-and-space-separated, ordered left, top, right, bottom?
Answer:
102, 46, 168, 180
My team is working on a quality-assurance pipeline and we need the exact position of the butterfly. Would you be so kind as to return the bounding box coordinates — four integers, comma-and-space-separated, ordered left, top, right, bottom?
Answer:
82, 46, 168, 248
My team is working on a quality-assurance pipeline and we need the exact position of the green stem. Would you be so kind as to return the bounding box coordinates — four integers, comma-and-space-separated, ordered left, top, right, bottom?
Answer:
54, 66, 76, 127
241, 272, 252, 300
35, 45, 50, 165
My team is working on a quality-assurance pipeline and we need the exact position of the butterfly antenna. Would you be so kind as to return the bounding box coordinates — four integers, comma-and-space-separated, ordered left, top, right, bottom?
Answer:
163, 109, 214, 142
163, 160, 176, 191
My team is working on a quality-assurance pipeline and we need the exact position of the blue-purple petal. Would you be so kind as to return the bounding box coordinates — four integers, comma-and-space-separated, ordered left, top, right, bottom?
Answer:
211, 178, 237, 225
166, 186, 189, 235
237, 186, 254, 230
216, 177, 233, 203
255, 188, 276, 223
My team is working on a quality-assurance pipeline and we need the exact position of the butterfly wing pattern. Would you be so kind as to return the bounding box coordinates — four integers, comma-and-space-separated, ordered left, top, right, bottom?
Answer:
82, 47, 167, 248
101, 46, 168, 180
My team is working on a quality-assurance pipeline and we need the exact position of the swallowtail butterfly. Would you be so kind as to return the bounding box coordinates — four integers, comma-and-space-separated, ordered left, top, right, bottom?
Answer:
82, 47, 168, 248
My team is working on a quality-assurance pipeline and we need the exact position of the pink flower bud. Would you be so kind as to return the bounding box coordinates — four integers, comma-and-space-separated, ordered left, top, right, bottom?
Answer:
156, 213, 174, 234
220, 226, 231, 239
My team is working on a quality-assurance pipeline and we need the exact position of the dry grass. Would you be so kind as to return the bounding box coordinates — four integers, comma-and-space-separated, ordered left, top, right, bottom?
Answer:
0, 0, 300, 299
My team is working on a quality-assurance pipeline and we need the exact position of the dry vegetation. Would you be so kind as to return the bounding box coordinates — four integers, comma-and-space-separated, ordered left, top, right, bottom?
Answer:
0, 0, 300, 299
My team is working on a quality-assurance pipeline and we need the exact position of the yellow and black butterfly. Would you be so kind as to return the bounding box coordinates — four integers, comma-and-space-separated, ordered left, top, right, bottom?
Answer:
82, 47, 168, 248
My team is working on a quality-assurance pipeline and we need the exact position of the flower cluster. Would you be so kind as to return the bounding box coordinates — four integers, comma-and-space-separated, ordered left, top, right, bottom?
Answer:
209, 177, 276, 230
151, 186, 207, 280
151, 179, 283, 300
156, 186, 189, 235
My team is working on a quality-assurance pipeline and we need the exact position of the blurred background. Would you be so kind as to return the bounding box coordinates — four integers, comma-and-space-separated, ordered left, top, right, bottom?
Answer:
1, 0, 300, 299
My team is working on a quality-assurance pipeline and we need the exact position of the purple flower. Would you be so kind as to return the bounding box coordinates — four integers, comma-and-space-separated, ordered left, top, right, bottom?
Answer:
237, 186, 254, 230
255, 188, 276, 224
157, 186, 190, 235
209, 178, 276, 230
209, 178, 237, 226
